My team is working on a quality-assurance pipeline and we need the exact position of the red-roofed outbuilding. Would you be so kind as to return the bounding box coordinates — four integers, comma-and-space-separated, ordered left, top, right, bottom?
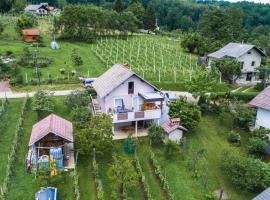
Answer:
21, 28, 40, 43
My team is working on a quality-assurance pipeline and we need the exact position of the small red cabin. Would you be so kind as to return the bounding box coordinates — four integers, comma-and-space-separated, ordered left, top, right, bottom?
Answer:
22, 29, 40, 43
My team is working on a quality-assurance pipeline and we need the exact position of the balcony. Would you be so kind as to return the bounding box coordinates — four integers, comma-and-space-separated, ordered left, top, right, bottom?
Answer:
112, 109, 161, 123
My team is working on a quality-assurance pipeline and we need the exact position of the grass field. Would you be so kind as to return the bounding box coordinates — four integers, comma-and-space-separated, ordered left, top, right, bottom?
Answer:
0, 99, 24, 183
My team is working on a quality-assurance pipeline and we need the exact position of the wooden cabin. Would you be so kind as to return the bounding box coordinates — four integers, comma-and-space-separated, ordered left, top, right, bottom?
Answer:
27, 114, 75, 170
22, 29, 40, 43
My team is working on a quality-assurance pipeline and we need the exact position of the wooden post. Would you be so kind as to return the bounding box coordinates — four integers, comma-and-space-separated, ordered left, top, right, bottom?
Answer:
135, 121, 138, 138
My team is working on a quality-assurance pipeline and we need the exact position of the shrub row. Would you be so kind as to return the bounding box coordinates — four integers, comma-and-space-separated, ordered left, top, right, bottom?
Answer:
0, 96, 29, 200
0, 98, 8, 119
210, 92, 258, 102
72, 167, 80, 200
134, 155, 153, 200
149, 150, 174, 200
92, 160, 104, 200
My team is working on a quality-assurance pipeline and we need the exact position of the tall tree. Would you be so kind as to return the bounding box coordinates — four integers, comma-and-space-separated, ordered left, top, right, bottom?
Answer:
212, 58, 242, 84
143, 5, 156, 30
12, 0, 27, 13
108, 156, 138, 198
32, 90, 54, 120
75, 114, 113, 156
114, 0, 124, 13
126, 0, 145, 28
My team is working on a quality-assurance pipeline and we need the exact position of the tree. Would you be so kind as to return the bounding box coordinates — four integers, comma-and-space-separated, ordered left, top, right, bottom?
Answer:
114, 0, 124, 13
232, 103, 256, 130
71, 48, 83, 66
108, 155, 138, 198
65, 90, 89, 108
222, 151, 270, 190
147, 123, 164, 144
12, 0, 27, 13
16, 14, 38, 34
0, 0, 12, 12
164, 140, 180, 159
0, 22, 3, 35
169, 97, 201, 130
32, 90, 54, 120
212, 58, 242, 84
75, 114, 113, 156
247, 137, 267, 158
143, 5, 156, 31
71, 106, 91, 129
126, 0, 145, 28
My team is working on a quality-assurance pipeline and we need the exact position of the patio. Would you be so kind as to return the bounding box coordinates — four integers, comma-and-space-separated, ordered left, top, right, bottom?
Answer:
113, 128, 148, 140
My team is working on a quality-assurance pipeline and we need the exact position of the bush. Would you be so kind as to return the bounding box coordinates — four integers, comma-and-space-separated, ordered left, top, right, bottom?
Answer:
232, 104, 256, 130
247, 137, 267, 157
147, 123, 164, 144
210, 92, 258, 102
251, 129, 270, 140
222, 152, 270, 190
164, 140, 180, 159
227, 131, 241, 144
65, 90, 90, 108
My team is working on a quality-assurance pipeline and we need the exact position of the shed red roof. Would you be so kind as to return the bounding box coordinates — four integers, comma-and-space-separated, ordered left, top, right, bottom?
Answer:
161, 120, 188, 134
28, 114, 73, 146
22, 29, 40, 36
248, 86, 270, 111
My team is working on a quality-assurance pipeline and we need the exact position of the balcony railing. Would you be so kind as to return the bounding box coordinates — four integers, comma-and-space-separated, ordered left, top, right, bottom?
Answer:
113, 109, 161, 123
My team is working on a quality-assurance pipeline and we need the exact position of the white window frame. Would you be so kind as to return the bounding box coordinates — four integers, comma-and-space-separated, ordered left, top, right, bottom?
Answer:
113, 97, 124, 108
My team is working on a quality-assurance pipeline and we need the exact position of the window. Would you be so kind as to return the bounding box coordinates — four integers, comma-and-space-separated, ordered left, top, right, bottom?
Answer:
128, 82, 134, 94
251, 61, 256, 66
247, 51, 251, 54
240, 62, 244, 69
114, 98, 124, 108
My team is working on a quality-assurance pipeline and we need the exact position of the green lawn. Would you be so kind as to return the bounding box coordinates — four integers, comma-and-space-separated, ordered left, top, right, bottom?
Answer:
131, 115, 256, 200
0, 99, 24, 183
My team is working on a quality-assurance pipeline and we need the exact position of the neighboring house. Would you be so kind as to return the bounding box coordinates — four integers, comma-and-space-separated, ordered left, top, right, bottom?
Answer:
24, 3, 49, 15
161, 118, 188, 143
248, 85, 270, 129
208, 43, 267, 84
92, 64, 164, 138
27, 114, 75, 172
252, 187, 270, 200
22, 29, 39, 43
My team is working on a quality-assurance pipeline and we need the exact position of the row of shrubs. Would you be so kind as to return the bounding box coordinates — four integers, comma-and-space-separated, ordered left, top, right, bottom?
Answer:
72, 166, 80, 200
92, 160, 105, 200
210, 91, 259, 102
134, 155, 153, 200
10, 77, 81, 86
149, 150, 175, 200
0, 98, 8, 119
0, 96, 29, 200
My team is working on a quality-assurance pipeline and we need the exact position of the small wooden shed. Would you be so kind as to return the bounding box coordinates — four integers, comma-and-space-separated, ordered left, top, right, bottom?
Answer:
22, 29, 40, 43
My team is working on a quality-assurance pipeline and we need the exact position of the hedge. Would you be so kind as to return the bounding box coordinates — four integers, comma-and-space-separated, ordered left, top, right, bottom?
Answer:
0, 96, 29, 200
72, 166, 80, 200
210, 91, 259, 102
92, 160, 104, 200
134, 155, 153, 200
149, 150, 174, 200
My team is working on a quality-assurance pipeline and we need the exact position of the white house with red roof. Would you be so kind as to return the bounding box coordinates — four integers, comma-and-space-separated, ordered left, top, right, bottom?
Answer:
92, 64, 165, 139
249, 86, 270, 129
27, 114, 75, 171
161, 118, 188, 143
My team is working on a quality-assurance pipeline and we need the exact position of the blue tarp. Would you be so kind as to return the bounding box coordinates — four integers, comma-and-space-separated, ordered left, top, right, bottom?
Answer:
50, 148, 63, 169
35, 187, 58, 200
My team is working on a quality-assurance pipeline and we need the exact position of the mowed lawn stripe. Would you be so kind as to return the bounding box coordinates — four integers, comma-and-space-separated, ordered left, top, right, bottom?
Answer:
0, 99, 24, 183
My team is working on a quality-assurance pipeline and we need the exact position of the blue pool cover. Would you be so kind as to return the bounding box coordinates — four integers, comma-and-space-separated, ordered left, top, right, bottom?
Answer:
35, 187, 58, 200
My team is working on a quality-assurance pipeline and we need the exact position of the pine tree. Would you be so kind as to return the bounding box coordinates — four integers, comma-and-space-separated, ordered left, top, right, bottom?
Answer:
114, 0, 124, 13
144, 5, 156, 30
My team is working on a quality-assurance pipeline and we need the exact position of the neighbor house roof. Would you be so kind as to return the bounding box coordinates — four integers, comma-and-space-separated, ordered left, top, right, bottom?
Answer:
208, 43, 266, 59
25, 4, 48, 12
248, 85, 270, 111
161, 120, 188, 134
29, 114, 73, 146
92, 64, 160, 98
252, 187, 270, 200
22, 29, 40, 36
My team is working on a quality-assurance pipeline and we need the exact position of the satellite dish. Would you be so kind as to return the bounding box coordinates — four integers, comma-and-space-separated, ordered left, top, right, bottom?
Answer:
51, 40, 59, 49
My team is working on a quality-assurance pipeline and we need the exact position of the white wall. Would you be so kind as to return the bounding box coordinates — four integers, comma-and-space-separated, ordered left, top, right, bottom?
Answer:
167, 129, 183, 143
237, 49, 261, 73
104, 75, 157, 113
256, 108, 270, 129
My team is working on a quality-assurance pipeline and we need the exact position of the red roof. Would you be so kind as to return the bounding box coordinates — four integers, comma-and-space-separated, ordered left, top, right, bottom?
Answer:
28, 114, 73, 146
22, 29, 40, 36
161, 120, 188, 134
248, 86, 270, 111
